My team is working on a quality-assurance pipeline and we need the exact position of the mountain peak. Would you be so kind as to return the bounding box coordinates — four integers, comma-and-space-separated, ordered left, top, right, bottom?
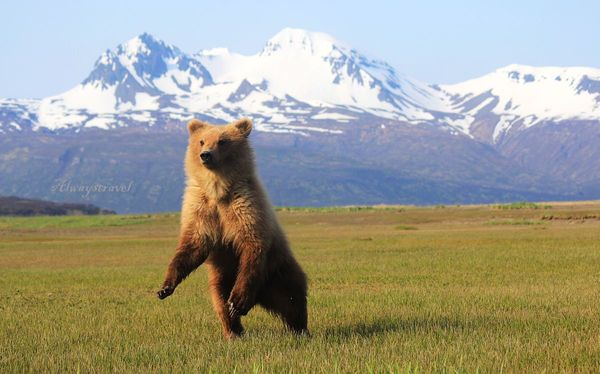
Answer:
117, 33, 176, 58
260, 28, 346, 56
80, 31, 213, 104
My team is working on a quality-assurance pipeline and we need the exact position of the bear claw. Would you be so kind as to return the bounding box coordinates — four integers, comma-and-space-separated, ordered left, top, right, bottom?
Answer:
157, 286, 174, 299
228, 293, 251, 318
228, 301, 240, 318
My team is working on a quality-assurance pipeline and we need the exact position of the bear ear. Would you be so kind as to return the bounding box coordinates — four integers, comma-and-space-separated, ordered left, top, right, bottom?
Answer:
233, 118, 252, 138
187, 119, 208, 135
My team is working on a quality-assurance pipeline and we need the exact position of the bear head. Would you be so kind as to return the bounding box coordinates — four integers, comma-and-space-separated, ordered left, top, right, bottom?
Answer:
185, 118, 253, 172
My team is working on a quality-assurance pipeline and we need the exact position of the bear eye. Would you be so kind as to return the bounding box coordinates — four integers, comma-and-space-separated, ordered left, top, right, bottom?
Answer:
199, 140, 205, 146
218, 139, 228, 146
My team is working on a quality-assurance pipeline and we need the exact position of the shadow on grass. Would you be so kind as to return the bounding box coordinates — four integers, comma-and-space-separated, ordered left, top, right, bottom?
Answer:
323, 316, 472, 339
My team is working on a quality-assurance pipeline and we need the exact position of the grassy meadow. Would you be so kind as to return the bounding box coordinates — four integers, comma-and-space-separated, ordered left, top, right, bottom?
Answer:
1, 202, 600, 372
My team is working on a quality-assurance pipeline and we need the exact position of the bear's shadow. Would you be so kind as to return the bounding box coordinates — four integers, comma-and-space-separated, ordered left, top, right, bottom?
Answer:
323, 316, 470, 339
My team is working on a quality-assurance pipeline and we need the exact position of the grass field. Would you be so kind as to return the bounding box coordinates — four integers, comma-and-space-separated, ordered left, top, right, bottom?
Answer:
1, 202, 600, 372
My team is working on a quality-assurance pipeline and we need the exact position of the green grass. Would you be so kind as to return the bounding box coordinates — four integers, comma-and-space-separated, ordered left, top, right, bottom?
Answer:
485, 218, 544, 226
493, 201, 552, 210
1, 202, 600, 372
275, 205, 401, 213
0, 214, 165, 229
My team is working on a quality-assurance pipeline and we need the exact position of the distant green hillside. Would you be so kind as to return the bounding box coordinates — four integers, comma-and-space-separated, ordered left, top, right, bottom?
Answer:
0, 196, 115, 216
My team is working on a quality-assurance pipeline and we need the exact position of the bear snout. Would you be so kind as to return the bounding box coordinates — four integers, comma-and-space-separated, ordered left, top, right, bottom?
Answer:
200, 151, 213, 164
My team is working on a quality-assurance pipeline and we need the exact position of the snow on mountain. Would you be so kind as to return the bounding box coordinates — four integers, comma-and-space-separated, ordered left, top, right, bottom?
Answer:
1, 29, 600, 138
197, 28, 449, 122
30, 33, 215, 131
0, 29, 457, 135
0, 99, 38, 132
82, 32, 213, 98
441, 64, 600, 142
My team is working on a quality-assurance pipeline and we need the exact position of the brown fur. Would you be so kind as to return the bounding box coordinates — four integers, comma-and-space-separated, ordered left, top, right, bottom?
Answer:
158, 118, 308, 339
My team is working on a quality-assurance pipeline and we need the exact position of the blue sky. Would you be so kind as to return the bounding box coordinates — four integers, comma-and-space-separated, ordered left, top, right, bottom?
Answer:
1, 0, 598, 98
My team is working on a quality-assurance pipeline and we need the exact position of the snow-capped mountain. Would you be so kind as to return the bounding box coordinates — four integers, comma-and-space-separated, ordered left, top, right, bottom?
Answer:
1, 28, 600, 139
83, 32, 213, 97
0, 28, 459, 135
33, 33, 214, 131
4, 28, 600, 140
197, 28, 449, 124
441, 65, 600, 143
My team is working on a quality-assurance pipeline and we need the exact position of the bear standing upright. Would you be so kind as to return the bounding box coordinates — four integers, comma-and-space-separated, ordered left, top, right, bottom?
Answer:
157, 118, 308, 339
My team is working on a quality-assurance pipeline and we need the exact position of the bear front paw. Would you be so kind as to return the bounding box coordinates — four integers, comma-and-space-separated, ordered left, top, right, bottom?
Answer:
227, 292, 253, 318
157, 285, 174, 300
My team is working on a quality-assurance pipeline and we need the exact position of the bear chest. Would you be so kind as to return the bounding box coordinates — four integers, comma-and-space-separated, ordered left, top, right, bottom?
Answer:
194, 196, 236, 237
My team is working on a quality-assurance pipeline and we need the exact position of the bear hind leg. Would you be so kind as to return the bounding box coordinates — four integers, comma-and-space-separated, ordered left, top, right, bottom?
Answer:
259, 265, 308, 334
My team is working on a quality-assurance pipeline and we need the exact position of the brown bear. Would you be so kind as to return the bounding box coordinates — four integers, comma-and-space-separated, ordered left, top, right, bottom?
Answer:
157, 118, 308, 339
